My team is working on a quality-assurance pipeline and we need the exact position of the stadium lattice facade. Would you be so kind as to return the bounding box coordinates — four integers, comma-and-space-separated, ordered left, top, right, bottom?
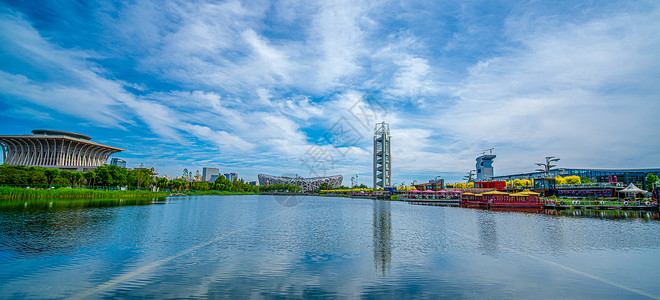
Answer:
0, 129, 124, 172
258, 174, 343, 191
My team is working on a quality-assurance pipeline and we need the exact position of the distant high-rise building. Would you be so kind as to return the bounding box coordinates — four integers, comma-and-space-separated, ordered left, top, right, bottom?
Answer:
110, 158, 126, 168
203, 167, 220, 182
373, 122, 391, 188
224, 172, 238, 181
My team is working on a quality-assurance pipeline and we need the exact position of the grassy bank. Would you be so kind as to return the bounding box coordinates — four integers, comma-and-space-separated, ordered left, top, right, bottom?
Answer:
0, 186, 169, 199
183, 190, 257, 196
0, 197, 162, 210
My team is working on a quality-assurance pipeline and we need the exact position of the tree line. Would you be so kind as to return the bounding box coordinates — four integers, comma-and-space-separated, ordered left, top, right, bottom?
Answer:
0, 164, 304, 193
0, 164, 157, 188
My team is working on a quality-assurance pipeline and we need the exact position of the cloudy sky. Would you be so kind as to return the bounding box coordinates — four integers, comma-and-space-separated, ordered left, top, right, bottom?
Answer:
1, 0, 659, 185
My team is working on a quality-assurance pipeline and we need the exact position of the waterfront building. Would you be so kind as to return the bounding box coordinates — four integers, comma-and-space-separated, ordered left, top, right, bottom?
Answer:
202, 167, 220, 182
248, 181, 258, 186
0, 129, 123, 172
373, 122, 391, 188
474, 181, 505, 190
476, 151, 496, 181
110, 158, 126, 168
224, 172, 238, 182
491, 168, 660, 190
258, 174, 342, 191
414, 178, 445, 191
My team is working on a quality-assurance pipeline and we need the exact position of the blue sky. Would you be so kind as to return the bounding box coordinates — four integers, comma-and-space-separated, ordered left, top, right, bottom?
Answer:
1, 0, 659, 185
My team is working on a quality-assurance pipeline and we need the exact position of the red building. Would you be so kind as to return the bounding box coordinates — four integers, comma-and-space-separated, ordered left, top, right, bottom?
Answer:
474, 181, 506, 190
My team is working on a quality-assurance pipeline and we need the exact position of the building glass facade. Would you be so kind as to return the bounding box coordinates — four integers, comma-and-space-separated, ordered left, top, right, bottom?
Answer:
202, 167, 220, 182
492, 168, 660, 190
110, 158, 126, 168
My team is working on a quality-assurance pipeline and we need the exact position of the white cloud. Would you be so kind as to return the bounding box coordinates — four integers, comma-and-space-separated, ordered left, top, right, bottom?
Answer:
0, 72, 126, 128
309, 1, 370, 90
241, 29, 294, 83
3, 0, 659, 182
184, 124, 254, 152
388, 57, 439, 98
439, 7, 660, 171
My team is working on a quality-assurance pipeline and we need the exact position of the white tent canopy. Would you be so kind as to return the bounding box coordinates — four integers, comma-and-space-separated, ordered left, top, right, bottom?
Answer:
618, 183, 648, 198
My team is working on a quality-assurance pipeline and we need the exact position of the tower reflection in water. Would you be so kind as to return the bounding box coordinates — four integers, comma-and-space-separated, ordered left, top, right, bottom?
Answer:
373, 200, 392, 276
477, 211, 499, 256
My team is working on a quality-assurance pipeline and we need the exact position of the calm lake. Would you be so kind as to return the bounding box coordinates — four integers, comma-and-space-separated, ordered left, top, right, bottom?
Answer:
1, 195, 659, 299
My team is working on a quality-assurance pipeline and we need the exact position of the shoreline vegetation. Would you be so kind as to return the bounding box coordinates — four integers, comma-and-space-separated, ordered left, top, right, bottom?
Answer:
0, 165, 300, 199
0, 186, 256, 199
0, 197, 161, 210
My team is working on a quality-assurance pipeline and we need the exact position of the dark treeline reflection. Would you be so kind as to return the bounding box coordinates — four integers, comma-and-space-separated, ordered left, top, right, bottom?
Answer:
0, 197, 164, 258
0, 197, 166, 211
373, 200, 392, 276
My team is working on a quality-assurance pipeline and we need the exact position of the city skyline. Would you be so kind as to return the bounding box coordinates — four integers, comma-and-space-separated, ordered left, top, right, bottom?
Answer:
1, 1, 659, 184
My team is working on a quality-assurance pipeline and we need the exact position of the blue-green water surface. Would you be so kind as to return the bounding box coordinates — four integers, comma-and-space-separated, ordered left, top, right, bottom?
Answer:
1, 195, 659, 299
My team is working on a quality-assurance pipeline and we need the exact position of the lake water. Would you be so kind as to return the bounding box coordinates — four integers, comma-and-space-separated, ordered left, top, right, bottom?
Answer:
1, 195, 659, 299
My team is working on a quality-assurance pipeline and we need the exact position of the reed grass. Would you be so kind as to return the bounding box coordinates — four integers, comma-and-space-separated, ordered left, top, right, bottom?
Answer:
184, 190, 257, 196
0, 186, 169, 199
0, 197, 163, 210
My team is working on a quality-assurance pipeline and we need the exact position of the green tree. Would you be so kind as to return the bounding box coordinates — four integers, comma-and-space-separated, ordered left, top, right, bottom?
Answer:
171, 179, 185, 191
580, 176, 596, 184
60, 170, 73, 185
0, 165, 29, 184
646, 173, 659, 191
44, 168, 60, 186
214, 175, 232, 191
72, 171, 83, 186
127, 168, 154, 188
28, 167, 48, 184
232, 178, 243, 192
197, 181, 210, 191
157, 177, 169, 189
83, 171, 96, 186
95, 164, 128, 186
53, 174, 71, 185
138, 168, 154, 188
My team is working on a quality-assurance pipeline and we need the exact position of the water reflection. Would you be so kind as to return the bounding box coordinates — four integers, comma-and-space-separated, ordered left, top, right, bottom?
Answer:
2, 196, 660, 298
546, 209, 660, 221
372, 201, 392, 275
0, 197, 164, 211
476, 211, 499, 256
456, 204, 659, 221
0, 197, 164, 258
